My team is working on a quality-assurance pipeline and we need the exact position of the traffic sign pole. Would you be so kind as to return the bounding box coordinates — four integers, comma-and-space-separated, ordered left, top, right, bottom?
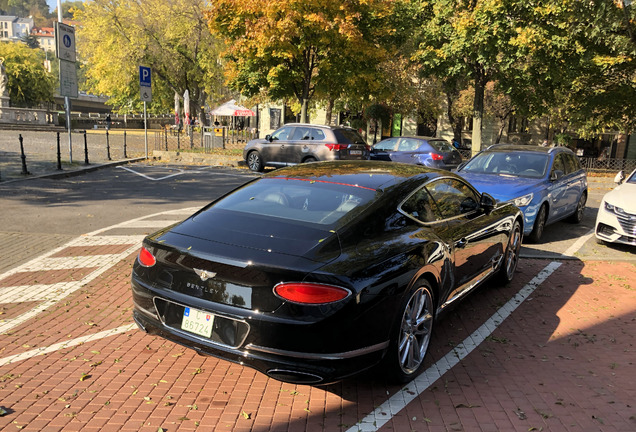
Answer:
144, 102, 148, 159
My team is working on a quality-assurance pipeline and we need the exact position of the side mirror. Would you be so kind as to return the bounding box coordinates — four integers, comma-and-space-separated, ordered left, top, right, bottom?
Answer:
550, 170, 564, 181
265, 134, 272, 142
479, 193, 496, 211
614, 170, 625, 185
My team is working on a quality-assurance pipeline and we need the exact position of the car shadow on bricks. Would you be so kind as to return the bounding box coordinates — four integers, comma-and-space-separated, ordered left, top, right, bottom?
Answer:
244, 259, 636, 432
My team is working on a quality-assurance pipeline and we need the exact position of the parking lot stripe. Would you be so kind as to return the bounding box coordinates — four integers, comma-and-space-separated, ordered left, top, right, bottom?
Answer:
348, 261, 563, 432
0, 243, 141, 334
0, 324, 136, 367
563, 229, 594, 256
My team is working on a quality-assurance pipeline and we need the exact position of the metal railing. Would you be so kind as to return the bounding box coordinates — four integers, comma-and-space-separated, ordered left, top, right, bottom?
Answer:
153, 126, 257, 152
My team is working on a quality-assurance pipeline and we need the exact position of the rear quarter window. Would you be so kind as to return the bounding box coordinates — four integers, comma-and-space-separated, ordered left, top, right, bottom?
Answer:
429, 140, 455, 152
334, 129, 366, 145
309, 128, 326, 140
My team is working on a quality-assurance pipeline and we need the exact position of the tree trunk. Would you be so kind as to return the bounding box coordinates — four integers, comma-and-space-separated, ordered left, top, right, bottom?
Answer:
446, 93, 462, 144
472, 73, 486, 156
325, 98, 335, 125
301, 98, 309, 123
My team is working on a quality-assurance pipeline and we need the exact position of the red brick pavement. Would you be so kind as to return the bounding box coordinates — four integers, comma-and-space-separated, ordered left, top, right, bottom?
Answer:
0, 243, 634, 431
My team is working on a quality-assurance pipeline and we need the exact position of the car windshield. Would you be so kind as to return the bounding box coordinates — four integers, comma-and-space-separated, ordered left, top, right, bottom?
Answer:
211, 177, 377, 226
429, 140, 455, 152
461, 151, 549, 178
627, 171, 636, 184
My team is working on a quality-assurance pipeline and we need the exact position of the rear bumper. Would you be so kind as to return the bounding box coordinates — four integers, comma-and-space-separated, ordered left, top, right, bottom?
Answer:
132, 308, 386, 384
131, 275, 388, 384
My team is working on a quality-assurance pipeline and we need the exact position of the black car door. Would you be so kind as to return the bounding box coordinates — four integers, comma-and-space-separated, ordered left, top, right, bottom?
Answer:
423, 178, 506, 305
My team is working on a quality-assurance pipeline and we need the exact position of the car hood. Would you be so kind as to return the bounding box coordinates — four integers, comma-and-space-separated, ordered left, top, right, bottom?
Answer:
458, 172, 544, 202
603, 182, 636, 213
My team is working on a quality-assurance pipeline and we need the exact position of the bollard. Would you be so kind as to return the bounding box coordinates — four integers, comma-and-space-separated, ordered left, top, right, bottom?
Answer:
190, 128, 194, 149
177, 129, 180, 150
83, 130, 90, 165
19, 134, 30, 175
56, 132, 62, 170
123, 131, 128, 158
106, 130, 111, 160
164, 128, 168, 151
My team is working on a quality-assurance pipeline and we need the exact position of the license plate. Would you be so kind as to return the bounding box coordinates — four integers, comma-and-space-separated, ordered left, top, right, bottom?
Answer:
350, 150, 362, 155
181, 307, 214, 338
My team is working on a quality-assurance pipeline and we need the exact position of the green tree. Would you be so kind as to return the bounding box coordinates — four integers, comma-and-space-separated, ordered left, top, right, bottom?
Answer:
75, 0, 224, 122
20, 33, 39, 49
0, 41, 55, 106
206, 0, 395, 123
2, 0, 48, 16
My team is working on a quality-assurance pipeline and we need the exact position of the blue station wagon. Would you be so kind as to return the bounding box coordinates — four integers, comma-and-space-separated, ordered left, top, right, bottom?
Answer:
457, 144, 588, 242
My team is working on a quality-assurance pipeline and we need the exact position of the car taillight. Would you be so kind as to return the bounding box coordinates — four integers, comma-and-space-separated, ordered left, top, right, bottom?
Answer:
274, 282, 350, 304
138, 247, 156, 267
430, 153, 444, 161
325, 143, 348, 151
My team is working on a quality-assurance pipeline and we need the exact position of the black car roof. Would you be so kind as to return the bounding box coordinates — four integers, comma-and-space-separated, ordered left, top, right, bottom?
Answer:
264, 161, 453, 191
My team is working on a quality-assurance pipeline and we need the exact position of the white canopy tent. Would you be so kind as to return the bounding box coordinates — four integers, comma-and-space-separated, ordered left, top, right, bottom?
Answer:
210, 99, 255, 117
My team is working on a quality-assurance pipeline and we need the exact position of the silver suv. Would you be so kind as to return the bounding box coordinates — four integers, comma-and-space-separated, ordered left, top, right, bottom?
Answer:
243, 123, 370, 172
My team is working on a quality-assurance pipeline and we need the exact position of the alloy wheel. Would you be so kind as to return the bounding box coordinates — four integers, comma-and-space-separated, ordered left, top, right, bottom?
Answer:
398, 287, 434, 375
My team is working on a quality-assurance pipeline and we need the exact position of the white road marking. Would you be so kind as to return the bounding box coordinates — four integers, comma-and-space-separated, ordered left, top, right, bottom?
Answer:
563, 229, 595, 256
347, 261, 563, 432
0, 242, 141, 334
0, 209, 194, 340
0, 324, 137, 367
116, 165, 209, 181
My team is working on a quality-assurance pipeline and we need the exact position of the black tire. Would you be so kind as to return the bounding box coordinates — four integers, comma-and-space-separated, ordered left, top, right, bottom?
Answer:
567, 192, 587, 223
527, 204, 547, 243
303, 156, 317, 164
497, 220, 522, 283
387, 281, 435, 383
246, 151, 264, 172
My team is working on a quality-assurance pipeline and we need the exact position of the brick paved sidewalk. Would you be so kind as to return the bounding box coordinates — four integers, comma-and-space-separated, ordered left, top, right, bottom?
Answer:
0, 214, 634, 431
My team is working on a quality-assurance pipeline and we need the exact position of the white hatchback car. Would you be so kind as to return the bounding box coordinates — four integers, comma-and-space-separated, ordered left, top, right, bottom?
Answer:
595, 169, 636, 246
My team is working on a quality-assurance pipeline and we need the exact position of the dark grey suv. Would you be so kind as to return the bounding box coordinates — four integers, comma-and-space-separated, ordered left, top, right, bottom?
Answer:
243, 123, 370, 172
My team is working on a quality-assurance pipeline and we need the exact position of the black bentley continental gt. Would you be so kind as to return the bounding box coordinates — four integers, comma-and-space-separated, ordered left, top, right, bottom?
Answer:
131, 161, 523, 385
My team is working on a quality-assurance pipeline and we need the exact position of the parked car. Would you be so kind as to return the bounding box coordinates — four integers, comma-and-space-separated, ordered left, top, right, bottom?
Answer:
457, 144, 587, 243
131, 161, 523, 385
370, 136, 462, 170
595, 169, 636, 246
243, 123, 369, 172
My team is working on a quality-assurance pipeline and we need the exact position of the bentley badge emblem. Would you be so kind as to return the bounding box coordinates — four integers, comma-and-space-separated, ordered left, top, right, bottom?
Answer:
194, 268, 216, 281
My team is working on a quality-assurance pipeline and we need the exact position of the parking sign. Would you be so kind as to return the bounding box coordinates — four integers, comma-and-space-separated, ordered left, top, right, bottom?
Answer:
139, 66, 152, 102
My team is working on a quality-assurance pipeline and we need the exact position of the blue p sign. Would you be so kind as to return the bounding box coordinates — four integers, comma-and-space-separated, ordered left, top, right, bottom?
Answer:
139, 66, 151, 87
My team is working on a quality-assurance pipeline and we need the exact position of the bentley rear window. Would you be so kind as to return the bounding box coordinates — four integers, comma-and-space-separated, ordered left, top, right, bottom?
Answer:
211, 178, 376, 226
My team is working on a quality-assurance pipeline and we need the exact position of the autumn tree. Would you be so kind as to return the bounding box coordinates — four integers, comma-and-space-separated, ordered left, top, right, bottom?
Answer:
206, 0, 395, 123
75, 0, 224, 121
0, 41, 55, 106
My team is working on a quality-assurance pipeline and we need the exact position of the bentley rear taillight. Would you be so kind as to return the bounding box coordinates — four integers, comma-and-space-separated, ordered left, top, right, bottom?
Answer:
274, 282, 350, 304
138, 247, 156, 267
431, 153, 444, 161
